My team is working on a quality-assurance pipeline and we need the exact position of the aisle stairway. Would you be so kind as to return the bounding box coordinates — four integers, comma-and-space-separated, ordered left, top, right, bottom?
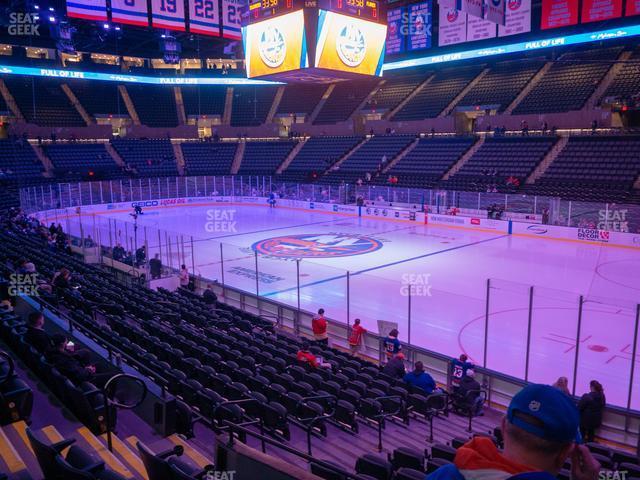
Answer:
0, 420, 214, 479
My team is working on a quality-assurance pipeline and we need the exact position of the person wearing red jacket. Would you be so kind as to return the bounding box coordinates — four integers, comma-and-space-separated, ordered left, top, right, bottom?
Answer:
297, 341, 319, 368
348, 318, 367, 355
296, 341, 331, 369
312, 308, 328, 346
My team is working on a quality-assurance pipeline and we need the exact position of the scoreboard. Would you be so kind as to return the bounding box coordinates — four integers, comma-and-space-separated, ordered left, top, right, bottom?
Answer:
318, 0, 381, 21
243, 0, 387, 79
246, 0, 383, 23
248, 0, 297, 22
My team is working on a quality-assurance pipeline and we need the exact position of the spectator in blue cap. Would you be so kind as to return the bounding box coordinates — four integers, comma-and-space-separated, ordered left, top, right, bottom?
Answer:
427, 384, 601, 480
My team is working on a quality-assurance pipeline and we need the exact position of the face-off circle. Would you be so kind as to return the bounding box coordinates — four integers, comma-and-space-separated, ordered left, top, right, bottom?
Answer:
252, 233, 383, 258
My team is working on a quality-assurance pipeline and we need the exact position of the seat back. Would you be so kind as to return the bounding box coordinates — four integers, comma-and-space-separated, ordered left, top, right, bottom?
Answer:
310, 461, 348, 480
395, 467, 427, 480
137, 441, 176, 480
392, 447, 424, 471
355, 453, 393, 480
426, 457, 452, 474
170, 463, 198, 480
26, 427, 64, 479
431, 444, 456, 462
426, 392, 448, 412
53, 456, 95, 480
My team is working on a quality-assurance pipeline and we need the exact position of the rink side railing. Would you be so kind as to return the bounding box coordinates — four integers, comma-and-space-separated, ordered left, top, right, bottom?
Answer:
19, 176, 640, 453
17, 174, 640, 232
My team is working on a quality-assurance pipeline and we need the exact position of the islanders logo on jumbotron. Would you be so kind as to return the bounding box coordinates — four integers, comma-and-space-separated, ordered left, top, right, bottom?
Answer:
447, 8, 459, 22
252, 233, 383, 258
258, 25, 286, 68
336, 23, 367, 67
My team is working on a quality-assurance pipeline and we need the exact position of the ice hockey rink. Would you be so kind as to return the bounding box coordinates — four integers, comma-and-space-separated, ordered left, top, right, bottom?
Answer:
94, 203, 640, 409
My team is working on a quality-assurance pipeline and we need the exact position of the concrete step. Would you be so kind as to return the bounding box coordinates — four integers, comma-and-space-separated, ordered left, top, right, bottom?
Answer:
266, 86, 285, 124
76, 426, 136, 479
61, 83, 94, 126
99, 432, 149, 480
277, 138, 307, 174
126, 434, 211, 473
230, 141, 245, 174
442, 136, 483, 180
0, 422, 38, 480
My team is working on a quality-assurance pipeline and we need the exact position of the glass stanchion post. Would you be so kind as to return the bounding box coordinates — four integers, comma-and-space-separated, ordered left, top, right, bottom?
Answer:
483, 278, 491, 368
166, 231, 173, 271
571, 295, 584, 395
524, 286, 534, 382
220, 243, 225, 288
254, 251, 259, 296
626, 305, 639, 411
191, 236, 196, 285
346, 271, 350, 331
408, 283, 412, 346
296, 259, 301, 335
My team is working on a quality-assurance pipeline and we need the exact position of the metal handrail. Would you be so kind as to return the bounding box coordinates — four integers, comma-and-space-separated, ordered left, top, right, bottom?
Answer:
0, 351, 15, 388
102, 373, 148, 452
293, 394, 336, 456
371, 395, 403, 452
220, 419, 359, 479
212, 399, 266, 451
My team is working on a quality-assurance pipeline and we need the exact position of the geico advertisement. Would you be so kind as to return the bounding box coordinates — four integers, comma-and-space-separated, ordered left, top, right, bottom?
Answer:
243, 10, 308, 78
315, 10, 386, 76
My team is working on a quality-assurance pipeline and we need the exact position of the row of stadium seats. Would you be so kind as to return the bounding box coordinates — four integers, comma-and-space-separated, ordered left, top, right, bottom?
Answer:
444, 137, 557, 192
3, 200, 640, 479
238, 141, 297, 175
2, 45, 636, 128
4, 134, 640, 203
44, 143, 123, 179
0, 138, 43, 179
324, 135, 416, 184
0, 220, 503, 476
278, 136, 364, 182
512, 47, 624, 115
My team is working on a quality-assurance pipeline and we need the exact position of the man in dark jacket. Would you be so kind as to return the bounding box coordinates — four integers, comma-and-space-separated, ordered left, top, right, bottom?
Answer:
46, 334, 94, 384
112, 243, 125, 262
382, 353, 406, 379
578, 380, 606, 443
403, 361, 435, 395
149, 254, 162, 279
457, 369, 483, 416
24, 312, 52, 353
202, 284, 218, 305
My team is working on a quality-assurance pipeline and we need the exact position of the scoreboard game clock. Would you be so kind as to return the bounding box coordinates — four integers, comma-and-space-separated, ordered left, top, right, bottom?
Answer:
247, 0, 383, 23
243, 0, 387, 80
248, 0, 296, 22
319, 0, 381, 21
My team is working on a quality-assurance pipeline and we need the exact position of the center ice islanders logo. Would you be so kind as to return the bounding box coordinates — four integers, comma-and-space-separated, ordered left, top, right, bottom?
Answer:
258, 25, 286, 68
252, 233, 382, 258
446, 8, 459, 22
336, 23, 366, 67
